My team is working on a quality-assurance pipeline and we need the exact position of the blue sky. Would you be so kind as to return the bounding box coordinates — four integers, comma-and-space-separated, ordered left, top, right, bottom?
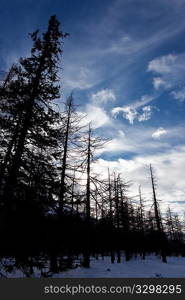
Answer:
1, 0, 185, 215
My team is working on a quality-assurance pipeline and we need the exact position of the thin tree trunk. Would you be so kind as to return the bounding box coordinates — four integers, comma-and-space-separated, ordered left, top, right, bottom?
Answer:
83, 125, 91, 268
59, 96, 73, 214
150, 164, 167, 263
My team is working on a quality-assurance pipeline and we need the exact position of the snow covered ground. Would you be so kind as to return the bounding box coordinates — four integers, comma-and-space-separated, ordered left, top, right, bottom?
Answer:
54, 256, 185, 278
1, 255, 185, 277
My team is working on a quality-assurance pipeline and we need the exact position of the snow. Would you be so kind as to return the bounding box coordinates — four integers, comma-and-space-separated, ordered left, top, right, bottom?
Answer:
53, 255, 185, 278
1, 255, 185, 277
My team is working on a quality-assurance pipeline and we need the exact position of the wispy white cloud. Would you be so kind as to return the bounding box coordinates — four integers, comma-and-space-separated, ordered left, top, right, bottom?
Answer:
63, 65, 101, 90
112, 95, 154, 124
97, 123, 185, 162
91, 89, 116, 105
152, 127, 168, 139
138, 106, 153, 122
148, 54, 177, 74
98, 125, 170, 156
153, 77, 169, 89
80, 104, 111, 129
113, 106, 138, 124
77, 89, 116, 129
171, 87, 185, 101
148, 53, 185, 92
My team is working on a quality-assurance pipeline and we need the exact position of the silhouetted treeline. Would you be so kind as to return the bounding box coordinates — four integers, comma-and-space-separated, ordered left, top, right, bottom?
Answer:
0, 16, 184, 276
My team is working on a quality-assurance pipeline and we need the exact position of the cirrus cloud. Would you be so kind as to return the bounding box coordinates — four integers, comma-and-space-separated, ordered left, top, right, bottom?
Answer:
148, 53, 185, 93
112, 95, 154, 124
152, 127, 168, 139
91, 89, 116, 105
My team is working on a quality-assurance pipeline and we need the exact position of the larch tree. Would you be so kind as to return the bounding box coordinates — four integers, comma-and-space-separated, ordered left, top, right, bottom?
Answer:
0, 16, 69, 273
80, 123, 107, 267
0, 16, 67, 211
149, 164, 167, 263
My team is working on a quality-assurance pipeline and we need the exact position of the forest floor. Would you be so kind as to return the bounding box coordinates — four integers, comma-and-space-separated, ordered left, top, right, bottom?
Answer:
1, 255, 185, 277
